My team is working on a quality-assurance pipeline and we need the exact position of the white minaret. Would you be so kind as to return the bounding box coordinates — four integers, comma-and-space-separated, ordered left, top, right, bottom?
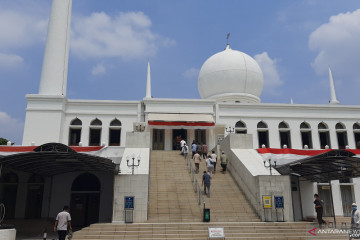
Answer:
38, 0, 72, 95
145, 60, 152, 99
329, 67, 339, 105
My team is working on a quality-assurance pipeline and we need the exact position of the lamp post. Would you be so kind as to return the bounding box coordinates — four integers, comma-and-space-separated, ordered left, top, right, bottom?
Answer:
263, 158, 277, 175
225, 126, 235, 134
135, 123, 145, 132
126, 154, 141, 175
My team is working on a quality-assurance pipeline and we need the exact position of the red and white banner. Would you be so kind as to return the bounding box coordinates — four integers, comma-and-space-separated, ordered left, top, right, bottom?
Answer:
257, 148, 360, 165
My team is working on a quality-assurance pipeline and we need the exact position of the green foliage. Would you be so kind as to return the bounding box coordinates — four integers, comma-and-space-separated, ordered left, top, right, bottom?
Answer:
0, 137, 14, 145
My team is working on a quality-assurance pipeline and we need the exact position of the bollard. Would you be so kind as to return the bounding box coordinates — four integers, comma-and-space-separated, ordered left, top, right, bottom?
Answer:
43, 228, 47, 240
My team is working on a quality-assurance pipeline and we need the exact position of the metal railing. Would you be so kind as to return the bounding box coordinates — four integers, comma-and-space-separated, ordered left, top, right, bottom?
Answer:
185, 153, 206, 209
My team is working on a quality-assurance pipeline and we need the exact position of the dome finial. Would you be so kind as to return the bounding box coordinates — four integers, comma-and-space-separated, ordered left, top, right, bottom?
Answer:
226, 32, 231, 49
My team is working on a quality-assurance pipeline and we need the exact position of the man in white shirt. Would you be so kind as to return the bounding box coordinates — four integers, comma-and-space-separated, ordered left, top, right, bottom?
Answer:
206, 155, 214, 176
350, 203, 360, 240
210, 151, 217, 173
54, 205, 72, 240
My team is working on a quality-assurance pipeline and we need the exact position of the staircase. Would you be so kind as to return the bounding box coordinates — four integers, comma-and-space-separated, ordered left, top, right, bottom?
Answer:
73, 222, 348, 239
193, 155, 261, 222
147, 150, 203, 222
72, 150, 348, 239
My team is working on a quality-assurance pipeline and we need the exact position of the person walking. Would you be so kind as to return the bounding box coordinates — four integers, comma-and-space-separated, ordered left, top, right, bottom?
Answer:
54, 205, 72, 240
202, 143, 208, 159
202, 171, 211, 198
349, 203, 360, 240
180, 139, 186, 153
220, 151, 228, 174
206, 155, 214, 176
193, 152, 201, 173
182, 143, 189, 159
313, 194, 326, 228
211, 150, 217, 173
191, 142, 197, 157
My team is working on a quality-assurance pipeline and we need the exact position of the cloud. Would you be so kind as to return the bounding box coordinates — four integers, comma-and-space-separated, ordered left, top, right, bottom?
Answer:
71, 11, 175, 59
0, 9, 48, 50
309, 9, 360, 79
254, 52, 283, 95
91, 63, 106, 75
0, 53, 24, 69
183, 67, 199, 79
0, 112, 24, 145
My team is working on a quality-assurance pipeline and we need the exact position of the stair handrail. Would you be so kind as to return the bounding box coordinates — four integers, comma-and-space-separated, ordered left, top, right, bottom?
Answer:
185, 153, 206, 209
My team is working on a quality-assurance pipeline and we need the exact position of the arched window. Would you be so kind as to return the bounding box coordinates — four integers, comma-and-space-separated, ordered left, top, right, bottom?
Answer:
300, 122, 312, 149
257, 121, 269, 148
235, 121, 247, 134
109, 119, 122, 146
335, 122, 348, 149
69, 118, 82, 146
279, 121, 291, 148
318, 122, 331, 149
89, 118, 102, 146
354, 123, 360, 149
0, 172, 19, 219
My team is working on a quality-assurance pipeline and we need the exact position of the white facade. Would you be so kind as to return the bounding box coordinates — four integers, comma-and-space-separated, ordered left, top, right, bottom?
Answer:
14, 0, 360, 224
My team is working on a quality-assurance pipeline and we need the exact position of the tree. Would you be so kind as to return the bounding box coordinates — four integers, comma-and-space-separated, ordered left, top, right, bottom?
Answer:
0, 137, 14, 145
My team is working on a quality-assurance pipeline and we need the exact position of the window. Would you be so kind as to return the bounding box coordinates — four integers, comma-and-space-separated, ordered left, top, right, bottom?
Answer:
69, 118, 82, 146
235, 121, 247, 134
353, 123, 360, 149
318, 122, 331, 149
300, 122, 312, 149
109, 119, 121, 146
89, 118, 102, 146
279, 121, 291, 148
336, 123, 348, 149
257, 121, 269, 148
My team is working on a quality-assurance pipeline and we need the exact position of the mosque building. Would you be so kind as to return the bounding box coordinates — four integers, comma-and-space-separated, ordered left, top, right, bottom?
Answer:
1, 0, 360, 229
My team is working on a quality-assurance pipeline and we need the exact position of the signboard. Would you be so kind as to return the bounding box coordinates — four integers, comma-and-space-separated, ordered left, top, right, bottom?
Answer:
274, 196, 284, 209
322, 185, 331, 190
124, 196, 134, 209
208, 227, 225, 239
263, 195, 272, 209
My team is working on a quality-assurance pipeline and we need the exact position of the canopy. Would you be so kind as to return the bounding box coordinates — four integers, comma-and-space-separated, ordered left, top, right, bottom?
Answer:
0, 143, 116, 177
148, 113, 215, 128
275, 149, 360, 182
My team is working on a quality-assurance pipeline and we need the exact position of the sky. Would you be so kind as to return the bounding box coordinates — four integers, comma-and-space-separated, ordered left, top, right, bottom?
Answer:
1, 0, 360, 144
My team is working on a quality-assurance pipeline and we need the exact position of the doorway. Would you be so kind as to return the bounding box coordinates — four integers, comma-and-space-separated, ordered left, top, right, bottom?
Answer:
317, 185, 334, 217
194, 129, 206, 145
25, 175, 44, 219
152, 129, 165, 150
172, 129, 187, 150
70, 173, 100, 227
341, 185, 354, 217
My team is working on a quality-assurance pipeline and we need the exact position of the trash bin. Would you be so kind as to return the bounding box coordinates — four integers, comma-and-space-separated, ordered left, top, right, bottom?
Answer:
125, 209, 133, 223
203, 208, 210, 222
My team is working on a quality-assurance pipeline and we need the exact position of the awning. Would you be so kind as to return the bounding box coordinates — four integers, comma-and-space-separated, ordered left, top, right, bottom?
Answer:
0, 143, 116, 177
275, 149, 360, 182
148, 113, 215, 128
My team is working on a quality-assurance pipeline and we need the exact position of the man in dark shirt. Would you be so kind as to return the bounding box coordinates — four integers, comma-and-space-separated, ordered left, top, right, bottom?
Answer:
314, 194, 326, 228
202, 171, 211, 198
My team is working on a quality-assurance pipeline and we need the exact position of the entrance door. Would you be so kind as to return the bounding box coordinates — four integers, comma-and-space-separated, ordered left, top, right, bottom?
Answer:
25, 175, 44, 219
341, 185, 354, 217
70, 173, 100, 227
172, 129, 187, 150
195, 129, 206, 144
318, 185, 334, 217
153, 129, 165, 150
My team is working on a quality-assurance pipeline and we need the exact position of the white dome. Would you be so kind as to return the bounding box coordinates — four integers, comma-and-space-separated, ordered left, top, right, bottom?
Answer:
198, 45, 264, 103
